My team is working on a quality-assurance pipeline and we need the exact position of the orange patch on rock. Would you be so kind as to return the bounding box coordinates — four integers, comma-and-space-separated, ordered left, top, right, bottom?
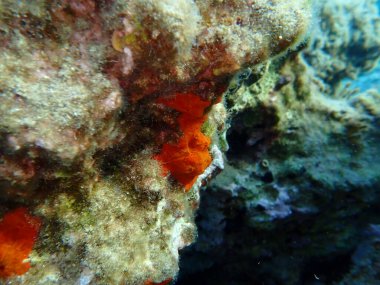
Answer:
144, 278, 173, 285
0, 207, 41, 279
155, 93, 212, 191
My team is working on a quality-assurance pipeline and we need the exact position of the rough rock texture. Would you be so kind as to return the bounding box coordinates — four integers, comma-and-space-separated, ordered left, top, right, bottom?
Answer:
304, 0, 380, 87
0, 0, 311, 284
178, 0, 380, 284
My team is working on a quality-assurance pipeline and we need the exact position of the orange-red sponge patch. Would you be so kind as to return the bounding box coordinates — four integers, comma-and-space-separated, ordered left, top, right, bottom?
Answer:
144, 278, 173, 285
0, 207, 41, 279
157, 93, 211, 117
155, 93, 212, 191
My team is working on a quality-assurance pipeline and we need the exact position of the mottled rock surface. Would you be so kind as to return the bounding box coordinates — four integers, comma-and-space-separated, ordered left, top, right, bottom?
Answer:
178, 1, 380, 284
0, 0, 311, 284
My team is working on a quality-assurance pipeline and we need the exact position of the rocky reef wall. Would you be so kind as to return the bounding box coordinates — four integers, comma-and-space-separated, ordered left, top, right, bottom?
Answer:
0, 1, 312, 284
178, 0, 380, 284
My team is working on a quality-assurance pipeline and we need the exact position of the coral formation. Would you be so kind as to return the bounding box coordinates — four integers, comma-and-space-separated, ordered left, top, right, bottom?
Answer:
0, 208, 41, 279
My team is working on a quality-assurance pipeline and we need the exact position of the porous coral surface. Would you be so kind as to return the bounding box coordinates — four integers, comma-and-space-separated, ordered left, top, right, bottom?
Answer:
0, 0, 311, 284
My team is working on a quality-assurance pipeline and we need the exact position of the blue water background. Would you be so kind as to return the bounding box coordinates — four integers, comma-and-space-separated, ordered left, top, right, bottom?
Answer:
350, 64, 380, 92
350, 0, 380, 92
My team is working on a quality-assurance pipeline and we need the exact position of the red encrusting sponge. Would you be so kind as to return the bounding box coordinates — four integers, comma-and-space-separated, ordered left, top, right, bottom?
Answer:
0, 207, 41, 279
155, 93, 212, 191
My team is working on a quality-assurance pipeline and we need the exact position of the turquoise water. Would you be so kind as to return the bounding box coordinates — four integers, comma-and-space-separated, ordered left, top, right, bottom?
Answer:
349, 64, 380, 92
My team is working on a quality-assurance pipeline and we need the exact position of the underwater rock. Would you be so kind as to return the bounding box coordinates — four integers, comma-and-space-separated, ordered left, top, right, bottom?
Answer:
0, 0, 311, 284
178, 0, 380, 284
304, 0, 380, 87
335, 224, 380, 285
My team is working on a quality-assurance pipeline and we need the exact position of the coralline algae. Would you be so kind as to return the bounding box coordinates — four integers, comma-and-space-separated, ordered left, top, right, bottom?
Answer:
0, 1, 311, 284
